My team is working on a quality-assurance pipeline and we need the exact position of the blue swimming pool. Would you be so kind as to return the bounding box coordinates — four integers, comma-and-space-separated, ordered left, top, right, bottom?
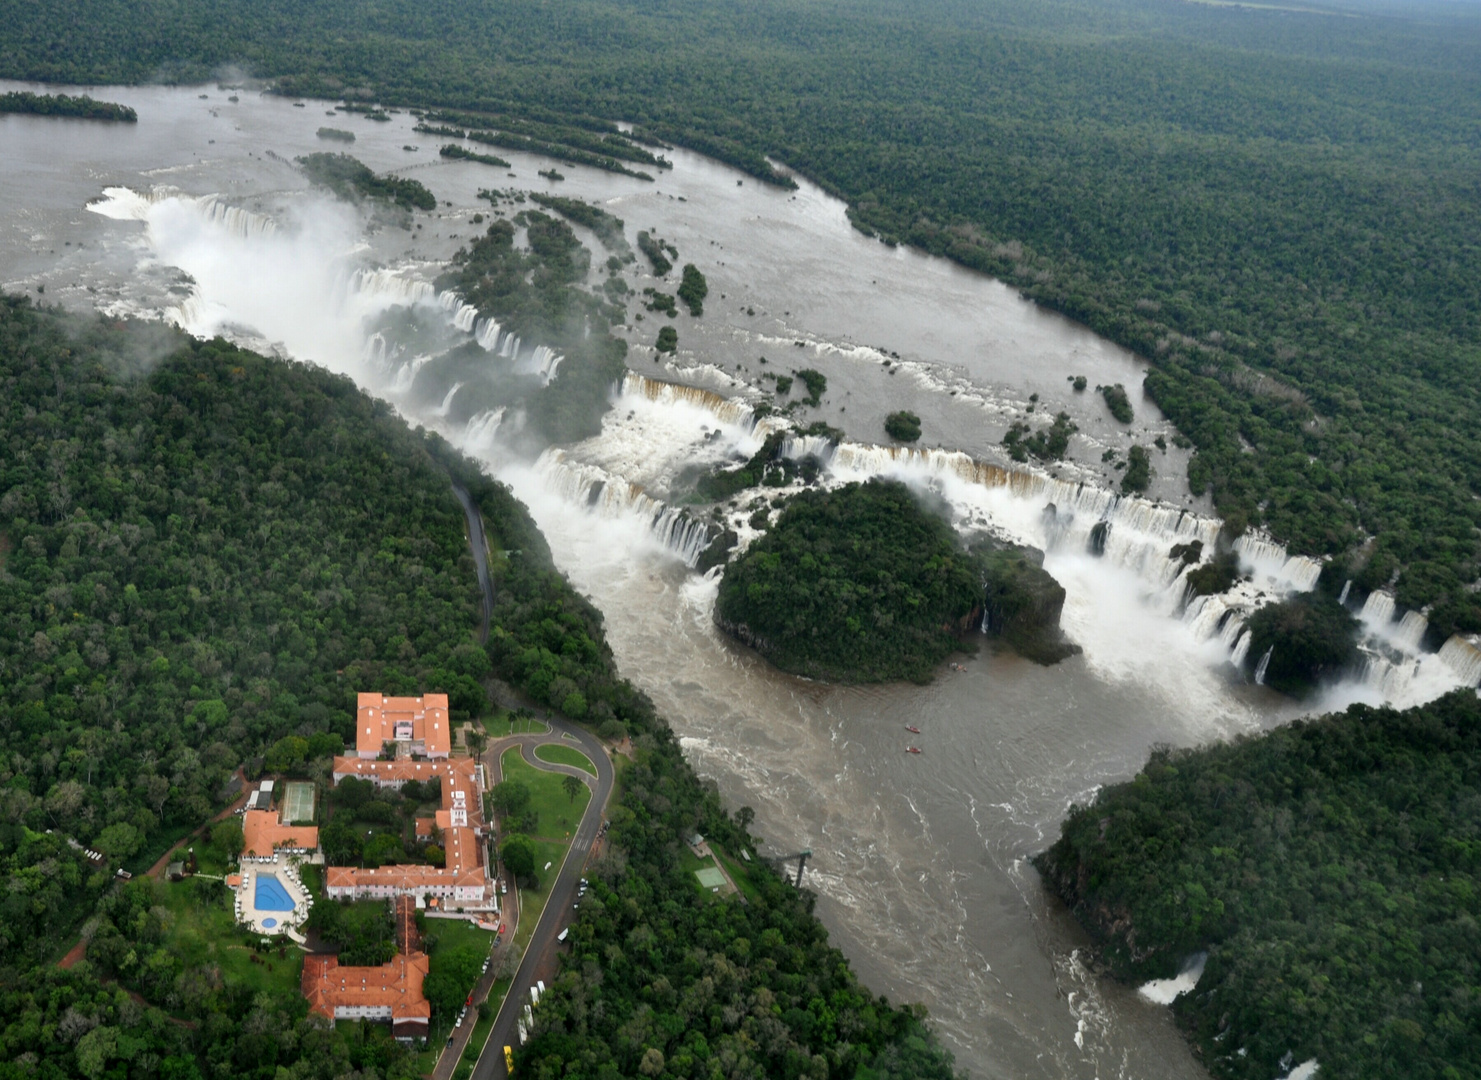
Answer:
254, 875, 295, 912
262, 918, 278, 928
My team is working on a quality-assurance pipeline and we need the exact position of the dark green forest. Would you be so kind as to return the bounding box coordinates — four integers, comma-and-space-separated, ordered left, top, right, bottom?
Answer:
1036, 690, 1481, 1080
715, 480, 983, 683
0, 298, 955, 1078
0, 90, 134, 121
2, 0, 1478, 634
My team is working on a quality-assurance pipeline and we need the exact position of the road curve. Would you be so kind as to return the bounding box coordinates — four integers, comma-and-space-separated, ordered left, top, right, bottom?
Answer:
472, 717, 614, 1080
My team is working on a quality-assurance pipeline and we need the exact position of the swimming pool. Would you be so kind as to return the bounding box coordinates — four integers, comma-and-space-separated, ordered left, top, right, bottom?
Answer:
254, 874, 295, 912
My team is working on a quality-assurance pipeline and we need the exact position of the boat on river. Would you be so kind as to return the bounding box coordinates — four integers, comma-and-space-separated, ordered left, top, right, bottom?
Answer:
905, 746, 922, 754
905, 724, 921, 734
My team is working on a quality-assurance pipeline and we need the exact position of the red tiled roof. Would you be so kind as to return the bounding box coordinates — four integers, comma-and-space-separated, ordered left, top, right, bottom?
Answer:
356, 693, 450, 757
241, 809, 318, 858
302, 951, 431, 1020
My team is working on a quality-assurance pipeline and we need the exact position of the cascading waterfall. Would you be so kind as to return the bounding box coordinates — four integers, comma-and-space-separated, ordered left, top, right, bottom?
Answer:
1395, 611, 1429, 651
1230, 629, 1253, 670
349, 268, 438, 307
475, 318, 502, 352
1361, 590, 1396, 626
462, 408, 507, 454
1253, 647, 1273, 685
622, 373, 763, 429
500, 333, 521, 359
1231, 535, 1323, 592
194, 195, 278, 239
1437, 637, 1481, 687
1337, 579, 1352, 605
433, 382, 464, 417
528, 345, 565, 385
536, 449, 712, 566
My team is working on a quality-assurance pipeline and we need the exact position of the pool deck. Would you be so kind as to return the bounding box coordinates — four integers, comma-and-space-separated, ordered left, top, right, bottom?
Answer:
232, 853, 315, 939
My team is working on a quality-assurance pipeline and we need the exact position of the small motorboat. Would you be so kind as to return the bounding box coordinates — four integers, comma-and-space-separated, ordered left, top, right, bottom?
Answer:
905, 746, 922, 755
904, 725, 921, 734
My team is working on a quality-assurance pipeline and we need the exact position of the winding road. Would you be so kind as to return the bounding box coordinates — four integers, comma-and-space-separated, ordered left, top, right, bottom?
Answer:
449, 480, 616, 1080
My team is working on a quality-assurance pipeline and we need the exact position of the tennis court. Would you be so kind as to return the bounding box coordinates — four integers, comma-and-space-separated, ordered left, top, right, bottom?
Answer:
282, 781, 316, 823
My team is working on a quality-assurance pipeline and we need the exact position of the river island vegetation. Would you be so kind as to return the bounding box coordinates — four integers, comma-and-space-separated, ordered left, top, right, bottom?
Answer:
297, 151, 435, 210
1003, 411, 1075, 462
1036, 689, 1481, 1080
0, 90, 135, 121
436, 213, 629, 444
438, 142, 510, 168
315, 125, 355, 142
0, 295, 958, 1079
1240, 593, 1360, 697
885, 409, 921, 442
1099, 383, 1134, 424
677, 262, 708, 315
637, 230, 675, 276
715, 478, 1073, 681
1120, 443, 1152, 494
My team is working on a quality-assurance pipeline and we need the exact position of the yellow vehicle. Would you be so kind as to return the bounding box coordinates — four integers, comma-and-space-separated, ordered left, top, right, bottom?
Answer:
504, 1045, 514, 1073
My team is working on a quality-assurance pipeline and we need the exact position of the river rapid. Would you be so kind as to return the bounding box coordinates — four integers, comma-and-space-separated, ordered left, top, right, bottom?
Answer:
5, 81, 1477, 1080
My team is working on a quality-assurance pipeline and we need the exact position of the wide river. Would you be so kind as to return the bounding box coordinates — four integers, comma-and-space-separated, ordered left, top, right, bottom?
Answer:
4, 81, 1470, 1079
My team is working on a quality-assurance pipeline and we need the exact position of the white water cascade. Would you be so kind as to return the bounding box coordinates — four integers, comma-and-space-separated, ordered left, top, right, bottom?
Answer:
536, 449, 713, 567
1253, 647, 1273, 686
1438, 636, 1481, 687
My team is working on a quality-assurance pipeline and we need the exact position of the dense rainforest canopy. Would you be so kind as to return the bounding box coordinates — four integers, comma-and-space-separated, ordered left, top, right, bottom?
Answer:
0, 0, 1478, 636
1036, 689, 1481, 1080
0, 297, 956, 1078
715, 479, 1046, 682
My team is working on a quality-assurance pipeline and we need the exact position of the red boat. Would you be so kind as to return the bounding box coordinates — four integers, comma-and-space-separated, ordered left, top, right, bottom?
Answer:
905, 725, 921, 734
905, 746, 922, 754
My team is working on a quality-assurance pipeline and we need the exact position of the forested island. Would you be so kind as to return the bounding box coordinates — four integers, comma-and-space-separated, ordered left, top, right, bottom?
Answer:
1037, 689, 1481, 1080
0, 296, 958, 1080
297, 151, 435, 210
714, 479, 1074, 682
0, 90, 135, 122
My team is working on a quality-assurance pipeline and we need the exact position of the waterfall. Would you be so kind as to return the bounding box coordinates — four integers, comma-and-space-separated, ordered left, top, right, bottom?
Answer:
194, 195, 279, 239
388, 354, 432, 394
1253, 647, 1273, 685
528, 345, 565, 385
350, 268, 438, 308
622, 373, 762, 429
1360, 590, 1396, 626
1231, 534, 1322, 592
462, 408, 506, 453
536, 450, 712, 566
500, 333, 520, 359
1394, 611, 1429, 651
1229, 628, 1253, 670
1337, 579, 1352, 606
433, 382, 464, 417
1438, 636, 1481, 687
475, 318, 502, 351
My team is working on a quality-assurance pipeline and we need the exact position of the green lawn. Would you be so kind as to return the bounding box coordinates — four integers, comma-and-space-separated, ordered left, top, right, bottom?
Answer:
513, 838, 575, 951
156, 875, 302, 997
483, 711, 549, 737
412, 918, 498, 1071
533, 742, 597, 776
499, 748, 590, 840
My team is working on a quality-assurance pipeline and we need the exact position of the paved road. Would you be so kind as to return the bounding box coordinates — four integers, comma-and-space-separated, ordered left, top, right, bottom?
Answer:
451, 480, 495, 645
470, 718, 614, 1080
447, 477, 616, 1078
